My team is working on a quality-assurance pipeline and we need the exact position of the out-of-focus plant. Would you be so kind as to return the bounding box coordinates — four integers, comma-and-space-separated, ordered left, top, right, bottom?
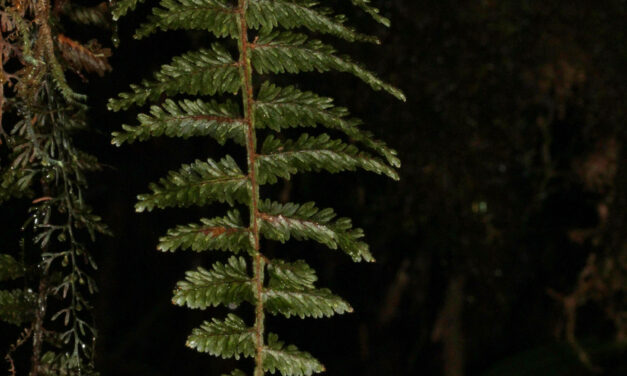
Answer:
0, 0, 111, 374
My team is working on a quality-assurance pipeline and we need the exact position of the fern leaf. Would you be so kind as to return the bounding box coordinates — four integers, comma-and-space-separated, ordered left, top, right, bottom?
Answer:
265, 259, 351, 318
173, 257, 252, 309
136, 156, 250, 212
135, 0, 238, 39
0, 254, 23, 281
350, 0, 390, 27
247, 0, 377, 43
186, 314, 256, 359
255, 82, 400, 167
108, 44, 240, 111
112, 98, 246, 146
158, 210, 252, 253
257, 133, 398, 184
267, 259, 317, 290
263, 333, 325, 376
0, 289, 36, 326
258, 200, 374, 262
111, 0, 147, 20
250, 32, 405, 101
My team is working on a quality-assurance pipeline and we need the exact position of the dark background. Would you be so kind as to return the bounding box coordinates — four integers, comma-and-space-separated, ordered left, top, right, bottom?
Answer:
3, 1, 627, 375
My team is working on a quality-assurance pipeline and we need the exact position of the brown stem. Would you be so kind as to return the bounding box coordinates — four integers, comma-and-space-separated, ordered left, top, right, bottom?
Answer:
236, 2, 265, 375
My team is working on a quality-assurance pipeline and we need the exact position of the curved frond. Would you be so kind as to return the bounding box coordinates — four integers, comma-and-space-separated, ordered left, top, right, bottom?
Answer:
258, 200, 374, 262
108, 44, 240, 111
250, 32, 405, 101
112, 99, 246, 146
136, 156, 250, 212
263, 333, 325, 376
135, 0, 238, 39
257, 133, 398, 184
186, 314, 255, 359
248, 0, 377, 43
173, 257, 252, 309
265, 259, 351, 318
255, 82, 400, 167
158, 210, 252, 253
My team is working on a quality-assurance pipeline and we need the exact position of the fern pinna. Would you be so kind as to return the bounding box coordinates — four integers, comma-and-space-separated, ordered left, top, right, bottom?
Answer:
109, 0, 404, 374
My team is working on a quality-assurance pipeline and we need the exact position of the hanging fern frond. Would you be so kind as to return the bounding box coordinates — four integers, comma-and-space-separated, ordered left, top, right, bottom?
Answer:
158, 211, 252, 253
173, 257, 253, 309
112, 98, 246, 146
111, 0, 403, 374
109, 45, 240, 110
136, 157, 250, 212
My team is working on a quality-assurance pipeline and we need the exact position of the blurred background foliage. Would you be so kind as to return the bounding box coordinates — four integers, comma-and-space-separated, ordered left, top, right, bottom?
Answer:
2, 0, 627, 375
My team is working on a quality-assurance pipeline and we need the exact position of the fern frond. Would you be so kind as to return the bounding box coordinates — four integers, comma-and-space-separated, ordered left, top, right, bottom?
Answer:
250, 32, 405, 101
172, 257, 252, 309
263, 333, 325, 376
111, 0, 147, 20
255, 82, 400, 167
135, 0, 238, 39
265, 258, 351, 319
0, 254, 23, 281
264, 286, 352, 319
258, 200, 374, 262
0, 289, 36, 326
136, 156, 250, 212
112, 98, 246, 146
247, 0, 377, 43
186, 314, 256, 359
108, 44, 240, 111
350, 0, 390, 27
158, 210, 252, 253
257, 133, 398, 184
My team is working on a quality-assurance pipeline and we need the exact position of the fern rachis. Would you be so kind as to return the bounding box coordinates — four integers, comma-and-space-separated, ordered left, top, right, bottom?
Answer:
110, 0, 404, 374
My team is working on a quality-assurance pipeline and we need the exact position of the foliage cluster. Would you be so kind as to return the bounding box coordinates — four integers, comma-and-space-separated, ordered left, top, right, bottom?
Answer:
0, 0, 110, 374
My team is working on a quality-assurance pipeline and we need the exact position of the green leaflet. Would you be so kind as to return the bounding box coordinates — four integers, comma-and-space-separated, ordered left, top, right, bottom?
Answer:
135, 0, 238, 39
108, 44, 240, 111
0, 289, 37, 326
136, 156, 250, 212
254, 82, 401, 167
258, 200, 375, 262
158, 210, 252, 253
263, 333, 325, 376
173, 256, 252, 309
247, 0, 377, 43
257, 133, 399, 184
350, 0, 391, 27
186, 314, 256, 359
250, 31, 406, 101
111, 0, 147, 20
265, 259, 352, 318
0, 254, 23, 281
112, 98, 246, 146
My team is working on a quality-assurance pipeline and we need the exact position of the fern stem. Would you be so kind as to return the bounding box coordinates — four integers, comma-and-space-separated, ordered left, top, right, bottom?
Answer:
237, 1, 265, 375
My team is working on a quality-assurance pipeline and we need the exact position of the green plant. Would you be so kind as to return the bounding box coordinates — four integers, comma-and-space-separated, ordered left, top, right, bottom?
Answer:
0, 0, 110, 373
109, 0, 404, 374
